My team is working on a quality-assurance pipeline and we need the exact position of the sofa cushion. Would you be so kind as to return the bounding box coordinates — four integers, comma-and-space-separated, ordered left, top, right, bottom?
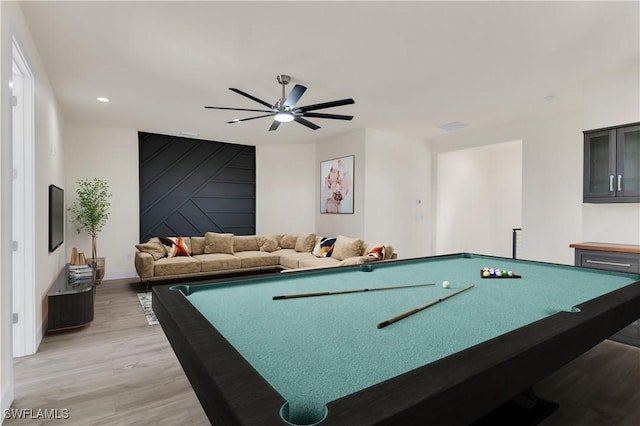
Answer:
160, 236, 190, 258
276, 249, 315, 269
204, 232, 234, 254
338, 256, 369, 266
295, 233, 316, 253
280, 234, 298, 249
135, 237, 166, 260
154, 256, 201, 277
195, 253, 242, 272
299, 257, 341, 269
190, 237, 205, 255
234, 235, 259, 252
234, 251, 280, 268
331, 235, 364, 261
257, 235, 281, 252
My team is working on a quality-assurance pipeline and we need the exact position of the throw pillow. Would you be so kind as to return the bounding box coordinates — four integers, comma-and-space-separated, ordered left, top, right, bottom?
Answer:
257, 235, 281, 252
135, 237, 166, 260
331, 235, 364, 261
366, 245, 386, 261
295, 233, 317, 253
234, 235, 259, 252
363, 242, 394, 260
190, 237, 205, 255
312, 237, 337, 257
204, 232, 234, 254
280, 234, 298, 249
159, 236, 190, 258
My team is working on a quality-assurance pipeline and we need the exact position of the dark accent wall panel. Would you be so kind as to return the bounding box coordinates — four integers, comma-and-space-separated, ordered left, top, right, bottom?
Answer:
139, 132, 255, 242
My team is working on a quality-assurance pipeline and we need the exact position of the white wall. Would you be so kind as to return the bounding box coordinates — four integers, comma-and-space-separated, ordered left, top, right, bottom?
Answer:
1, 1, 67, 416
581, 66, 640, 243
430, 111, 584, 265
429, 64, 640, 264
363, 129, 431, 258
436, 141, 522, 257
64, 125, 139, 279
256, 143, 316, 234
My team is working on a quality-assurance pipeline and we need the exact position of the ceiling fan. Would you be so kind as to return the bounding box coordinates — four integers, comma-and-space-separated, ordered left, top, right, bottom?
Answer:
205, 75, 355, 131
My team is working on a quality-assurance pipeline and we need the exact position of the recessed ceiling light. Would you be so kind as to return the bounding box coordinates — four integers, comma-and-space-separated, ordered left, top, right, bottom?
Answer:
544, 95, 555, 102
96, 97, 110, 103
438, 121, 470, 131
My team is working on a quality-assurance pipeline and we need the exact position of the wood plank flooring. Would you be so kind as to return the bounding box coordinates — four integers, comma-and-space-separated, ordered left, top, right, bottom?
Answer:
6, 279, 208, 426
5, 278, 639, 425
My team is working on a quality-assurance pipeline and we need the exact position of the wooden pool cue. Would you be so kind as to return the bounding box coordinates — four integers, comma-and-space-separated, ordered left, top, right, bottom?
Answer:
377, 285, 475, 329
272, 283, 435, 300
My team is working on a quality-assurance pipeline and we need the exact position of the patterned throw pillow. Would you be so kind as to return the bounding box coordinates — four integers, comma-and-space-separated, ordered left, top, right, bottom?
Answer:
312, 237, 337, 257
159, 236, 190, 258
366, 245, 386, 261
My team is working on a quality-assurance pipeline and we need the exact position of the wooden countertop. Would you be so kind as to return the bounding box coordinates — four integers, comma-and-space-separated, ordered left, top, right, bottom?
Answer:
569, 242, 640, 254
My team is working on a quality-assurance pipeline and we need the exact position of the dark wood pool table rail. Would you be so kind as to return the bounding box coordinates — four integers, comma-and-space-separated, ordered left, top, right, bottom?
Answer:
153, 254, 640, 425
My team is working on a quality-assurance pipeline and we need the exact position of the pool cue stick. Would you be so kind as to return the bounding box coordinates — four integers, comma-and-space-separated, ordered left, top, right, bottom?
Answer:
272, 283, 435, 300
377, 285, 475, 329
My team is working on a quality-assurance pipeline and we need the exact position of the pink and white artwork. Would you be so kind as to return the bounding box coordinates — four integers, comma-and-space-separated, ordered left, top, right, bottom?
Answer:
320, 155, 354, 214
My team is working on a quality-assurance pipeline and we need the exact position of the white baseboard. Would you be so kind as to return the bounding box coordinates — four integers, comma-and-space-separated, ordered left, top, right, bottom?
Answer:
104, 269, 138, 281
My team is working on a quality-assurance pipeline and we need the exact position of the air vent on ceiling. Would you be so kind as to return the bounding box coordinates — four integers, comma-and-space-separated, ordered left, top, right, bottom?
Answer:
438, 121, 470, 131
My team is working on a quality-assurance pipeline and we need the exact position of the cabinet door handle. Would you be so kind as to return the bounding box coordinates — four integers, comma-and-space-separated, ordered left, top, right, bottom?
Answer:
609, 175, 615, 192
618, 175, 622, 191
586, 259, 632, 268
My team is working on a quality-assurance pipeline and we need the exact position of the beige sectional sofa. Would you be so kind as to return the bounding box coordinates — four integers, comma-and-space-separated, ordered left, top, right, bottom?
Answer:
134, 232, 395, 284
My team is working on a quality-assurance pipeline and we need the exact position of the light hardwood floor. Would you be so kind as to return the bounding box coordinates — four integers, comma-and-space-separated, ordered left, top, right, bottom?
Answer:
5, 278, 639, 425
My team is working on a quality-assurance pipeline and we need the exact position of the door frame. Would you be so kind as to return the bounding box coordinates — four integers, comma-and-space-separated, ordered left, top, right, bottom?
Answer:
11, 36, 36, 357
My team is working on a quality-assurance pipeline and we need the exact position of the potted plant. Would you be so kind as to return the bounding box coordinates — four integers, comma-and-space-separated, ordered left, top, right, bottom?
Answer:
68, 178, 111, 283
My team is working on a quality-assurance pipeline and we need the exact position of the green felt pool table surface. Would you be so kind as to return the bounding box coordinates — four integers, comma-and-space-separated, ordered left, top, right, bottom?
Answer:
160, 253, 640, 425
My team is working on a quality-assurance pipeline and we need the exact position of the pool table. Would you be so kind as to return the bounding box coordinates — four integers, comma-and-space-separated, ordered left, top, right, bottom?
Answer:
152, 253, 640, 426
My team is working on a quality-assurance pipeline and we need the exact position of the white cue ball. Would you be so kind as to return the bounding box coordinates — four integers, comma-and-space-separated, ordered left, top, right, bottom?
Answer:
442, 280, 450, 289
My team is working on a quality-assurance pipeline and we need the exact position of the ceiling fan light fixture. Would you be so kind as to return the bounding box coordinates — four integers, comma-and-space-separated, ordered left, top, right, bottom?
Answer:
274, 112, 294, 122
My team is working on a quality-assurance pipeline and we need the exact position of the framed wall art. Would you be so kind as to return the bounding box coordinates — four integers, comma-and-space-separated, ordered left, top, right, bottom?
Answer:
320, 155, 354, 214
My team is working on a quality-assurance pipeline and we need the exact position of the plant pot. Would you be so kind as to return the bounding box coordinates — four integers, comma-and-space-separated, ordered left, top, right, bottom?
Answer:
88, 257, 106, 284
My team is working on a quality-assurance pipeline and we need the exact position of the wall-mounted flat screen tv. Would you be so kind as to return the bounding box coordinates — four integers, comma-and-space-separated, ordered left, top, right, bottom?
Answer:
49, 184, 64, 252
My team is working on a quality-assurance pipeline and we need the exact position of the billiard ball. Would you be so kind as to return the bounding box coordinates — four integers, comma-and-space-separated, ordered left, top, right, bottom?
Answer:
442, 281, 451, 289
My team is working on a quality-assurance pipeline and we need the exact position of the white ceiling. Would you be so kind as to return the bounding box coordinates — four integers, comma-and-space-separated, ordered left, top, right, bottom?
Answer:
19, 1, 640, 146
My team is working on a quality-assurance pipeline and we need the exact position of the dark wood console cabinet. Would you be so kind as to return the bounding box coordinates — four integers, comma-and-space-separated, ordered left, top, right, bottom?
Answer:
570, 242, 640, 346
47, 264, 95, 332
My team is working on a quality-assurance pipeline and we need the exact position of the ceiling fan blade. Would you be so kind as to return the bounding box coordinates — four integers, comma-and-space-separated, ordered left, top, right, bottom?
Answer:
294, 116, 320, 130
268, 121, 281, 131
302, 112, 354, 120
229, 88, 273, 109
206, 106, 273, 113
226, 113, 275, 124
283, 84, 307, 109
297, 98, 355, 113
